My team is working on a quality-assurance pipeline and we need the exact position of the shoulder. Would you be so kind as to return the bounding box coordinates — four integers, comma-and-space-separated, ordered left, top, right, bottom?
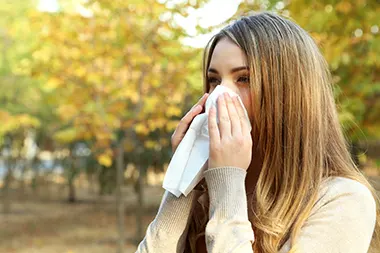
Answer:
279, 177, 378, 253
312, 176, 377, 221
279, 177, 377, 253
320, 176, 375, 201
322, 176, 373, 191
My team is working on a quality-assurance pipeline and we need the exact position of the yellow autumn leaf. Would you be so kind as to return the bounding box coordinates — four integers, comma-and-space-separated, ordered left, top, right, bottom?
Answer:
124, 90, 139, 104
95, 130, 112, 141
151, 78, 161, 88
143, 97, 159, 113
74, 66, 86, 77
135, 123, 150, 135
166, 105, 182, 117
54, 127, 78, 143
165, 120, 179, 132
144, 140, 156, 149
87, 73, 101, 85
171, 93, 183, 103
57, 104, 78, 120
17, 114, 41, 127
45, 77, 61, 90
98, 153, 112, 167
147, 118, 166, 130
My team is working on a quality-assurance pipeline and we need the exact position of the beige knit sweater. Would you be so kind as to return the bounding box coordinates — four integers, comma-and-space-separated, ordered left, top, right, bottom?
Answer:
136, 167, 376, 253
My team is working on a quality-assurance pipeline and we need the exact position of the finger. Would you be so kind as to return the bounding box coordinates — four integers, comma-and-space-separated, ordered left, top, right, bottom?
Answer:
175, 104, 202, 135
217, 93, 231, 137
225, 93, 242, 136
208, 105, 220, 146
232, 96, 250, 135
192, 93, 209, 111
174, 93, 209, 140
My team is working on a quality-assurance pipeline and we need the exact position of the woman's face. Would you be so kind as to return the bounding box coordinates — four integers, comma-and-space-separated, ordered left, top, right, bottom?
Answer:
207, 37, 253, 119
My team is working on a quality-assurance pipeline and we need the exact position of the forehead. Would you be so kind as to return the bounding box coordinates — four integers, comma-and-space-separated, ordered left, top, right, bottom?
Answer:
209, 37, 247, 70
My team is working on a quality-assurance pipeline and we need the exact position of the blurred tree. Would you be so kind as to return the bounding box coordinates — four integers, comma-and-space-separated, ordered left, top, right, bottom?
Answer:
29, 0, 208, 249
1, 0, 378, 248
0, 0, 45, 213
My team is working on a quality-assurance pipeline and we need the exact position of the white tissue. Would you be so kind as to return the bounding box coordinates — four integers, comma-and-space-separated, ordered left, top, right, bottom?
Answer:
162, 85, 251, 197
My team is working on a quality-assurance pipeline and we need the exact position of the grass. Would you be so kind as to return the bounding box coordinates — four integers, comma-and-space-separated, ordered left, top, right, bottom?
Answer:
1, 167, 380, 253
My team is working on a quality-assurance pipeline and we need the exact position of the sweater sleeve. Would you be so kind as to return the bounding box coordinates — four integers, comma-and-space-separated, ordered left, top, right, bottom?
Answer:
279, 177, 377, 253
204, 167, 255, 253
135, 189, 202, 253
204, 168, 376, 253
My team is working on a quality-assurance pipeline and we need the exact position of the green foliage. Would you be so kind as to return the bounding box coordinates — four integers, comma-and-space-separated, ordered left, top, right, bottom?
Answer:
1, 0, 378, 182
27, 0, 205, 171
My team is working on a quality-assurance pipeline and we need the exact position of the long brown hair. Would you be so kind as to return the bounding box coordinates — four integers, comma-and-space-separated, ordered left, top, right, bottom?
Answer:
186, 12, 380, 253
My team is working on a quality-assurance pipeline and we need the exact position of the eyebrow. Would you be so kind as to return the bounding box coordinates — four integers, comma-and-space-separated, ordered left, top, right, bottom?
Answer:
208, 66, 248, 74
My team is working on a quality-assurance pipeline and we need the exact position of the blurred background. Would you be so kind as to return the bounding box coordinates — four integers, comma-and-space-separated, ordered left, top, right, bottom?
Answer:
0, 0, 379, 252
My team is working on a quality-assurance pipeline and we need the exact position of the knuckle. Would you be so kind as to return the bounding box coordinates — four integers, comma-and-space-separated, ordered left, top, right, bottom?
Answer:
221, 135, 232, 144
230, 114, 239, 121
191, 109, 199, 117
220, 116, 230, 122
209, 123, 218, 130
236, 136, 245, 146
210, 146, 221, 155
179, 118, 187, 125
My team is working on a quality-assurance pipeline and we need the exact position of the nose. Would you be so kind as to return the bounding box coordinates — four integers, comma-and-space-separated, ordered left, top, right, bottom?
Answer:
220, 80, 239, 94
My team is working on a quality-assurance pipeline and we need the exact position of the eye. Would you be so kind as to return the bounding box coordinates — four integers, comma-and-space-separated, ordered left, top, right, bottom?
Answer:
207, 77, 221, 87
237, 76, 250, 84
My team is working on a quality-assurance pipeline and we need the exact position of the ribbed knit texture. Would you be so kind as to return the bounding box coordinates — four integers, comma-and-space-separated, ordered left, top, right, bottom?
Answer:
204, 167, 255, 252
136, 190, 201, 253
204, 167, 249, 220
136, 167, 376, 253
155, 190, 200, 233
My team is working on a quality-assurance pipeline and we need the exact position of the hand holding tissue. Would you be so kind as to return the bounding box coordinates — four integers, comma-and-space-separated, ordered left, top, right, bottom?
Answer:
162, 85, 252, 197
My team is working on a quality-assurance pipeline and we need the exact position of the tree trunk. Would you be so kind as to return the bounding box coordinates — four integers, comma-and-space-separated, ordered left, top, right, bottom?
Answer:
2, 177, 11, 214
68, 158, 76, 203
18, 161, 26, 196
68, 177, 76, 203
2, 158, 12, 214
116, 139, 125, 253
135, 165, 145, 243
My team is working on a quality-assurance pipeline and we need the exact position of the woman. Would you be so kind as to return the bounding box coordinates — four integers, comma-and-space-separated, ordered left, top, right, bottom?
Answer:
136, 12, 379, 253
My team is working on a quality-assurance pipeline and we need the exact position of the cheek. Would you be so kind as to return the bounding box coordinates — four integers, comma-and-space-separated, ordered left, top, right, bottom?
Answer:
239, 89, 253, 119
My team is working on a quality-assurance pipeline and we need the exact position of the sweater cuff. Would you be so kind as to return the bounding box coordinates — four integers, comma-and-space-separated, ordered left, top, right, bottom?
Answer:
204, 167, 249, 220
155, 189, 202, 233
